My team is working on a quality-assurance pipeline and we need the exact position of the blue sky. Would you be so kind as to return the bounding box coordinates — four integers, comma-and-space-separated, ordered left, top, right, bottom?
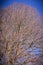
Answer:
0, 0, 43, 16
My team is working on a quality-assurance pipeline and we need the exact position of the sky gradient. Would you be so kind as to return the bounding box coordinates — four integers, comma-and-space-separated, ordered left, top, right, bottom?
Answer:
0, 0, 43, 16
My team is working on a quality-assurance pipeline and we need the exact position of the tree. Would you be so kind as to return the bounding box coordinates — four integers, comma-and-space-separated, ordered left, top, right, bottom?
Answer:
0, 3, 43, 65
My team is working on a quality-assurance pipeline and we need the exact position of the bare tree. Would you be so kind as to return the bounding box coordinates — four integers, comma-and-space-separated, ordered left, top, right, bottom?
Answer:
0, 3, 43, 65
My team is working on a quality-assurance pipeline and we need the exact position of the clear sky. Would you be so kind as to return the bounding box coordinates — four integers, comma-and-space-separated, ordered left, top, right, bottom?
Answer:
0, 0, 43, 16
